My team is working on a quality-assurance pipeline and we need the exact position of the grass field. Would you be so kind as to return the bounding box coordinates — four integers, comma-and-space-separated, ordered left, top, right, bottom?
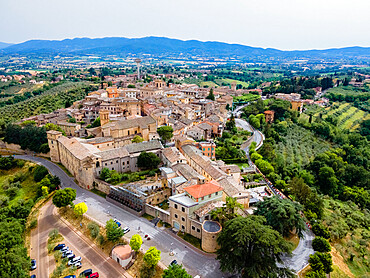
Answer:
233, 94, 260, 102
219, 78, 249, 88
199, 81, 219, 87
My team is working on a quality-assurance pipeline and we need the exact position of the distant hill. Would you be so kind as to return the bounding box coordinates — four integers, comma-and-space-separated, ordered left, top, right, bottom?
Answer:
0, 42, 13, 49
1, 37, 370, 60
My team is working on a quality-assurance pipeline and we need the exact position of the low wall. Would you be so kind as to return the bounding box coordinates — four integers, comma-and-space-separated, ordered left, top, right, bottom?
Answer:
144, 204, 170, 224
0, 140, 25, 154
93, 179, 111, 194
146, 188, 171, 206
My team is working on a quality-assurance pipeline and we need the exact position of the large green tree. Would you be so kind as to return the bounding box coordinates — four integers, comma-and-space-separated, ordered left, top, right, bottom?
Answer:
162, 264, 192, 278
255, 196, 306, 238
137, 151, 161, 169
216, 216, 294, 278
52, 188, 76, 208
309, 252, 333, 274
312, 237, 331, 253
105, 219, 124, 242
206, 88, 215, 101
143, 246, 161, 267
157, 126, 174, 143
130, 234, 143, 253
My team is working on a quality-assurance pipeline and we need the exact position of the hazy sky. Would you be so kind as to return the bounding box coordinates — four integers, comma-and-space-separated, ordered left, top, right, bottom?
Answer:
1, 0, 369, 50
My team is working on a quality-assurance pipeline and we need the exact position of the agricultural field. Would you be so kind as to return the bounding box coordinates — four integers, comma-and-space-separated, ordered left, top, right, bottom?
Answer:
233, 94, 260, 102
274, 123, 332, 169
300, 102, 369, 131
199, 81, 219, 87
0, 82, 90, 123
217, 78, 249, 88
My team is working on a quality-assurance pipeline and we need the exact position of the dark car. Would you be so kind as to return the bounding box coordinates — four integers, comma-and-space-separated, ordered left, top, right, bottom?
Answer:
63, 276, 76, 278
113, 219, 121, 227
79, 269, 93, 277
54, 243, 65, 251
30, 259, 37, 270
170, 260, 178, 266
30, 275, 36, 278
88, 273, 99, 278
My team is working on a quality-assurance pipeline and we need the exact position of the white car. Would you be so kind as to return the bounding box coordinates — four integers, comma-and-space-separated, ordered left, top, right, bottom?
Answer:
68, 256, 81, 266
73, 262, 82, 269
123, 226, 130, 234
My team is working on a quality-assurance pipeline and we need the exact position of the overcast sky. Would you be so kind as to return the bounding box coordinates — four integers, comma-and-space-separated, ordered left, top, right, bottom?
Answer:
1, 0, 369, 50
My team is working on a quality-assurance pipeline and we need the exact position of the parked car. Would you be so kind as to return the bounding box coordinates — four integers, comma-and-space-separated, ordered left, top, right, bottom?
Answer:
113, 219, 121, 227
79, 269, 92, 277
170, 260, 178, 266
123, 226, 130, 234
66, 253, 75, 260
88, 273, 99, 278
68, 256, 82, 266
63, 276, 76, 278
62, 250, 73, 258
61, 246, 69, 252
30, 259, 37, 270
30, 275, 36, 278
74, 262, 82, 269
54, 244, 66, 251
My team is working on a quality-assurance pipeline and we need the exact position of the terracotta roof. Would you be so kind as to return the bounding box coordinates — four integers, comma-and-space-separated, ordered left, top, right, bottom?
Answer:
264, 110, 275, 115
184, 180, 223, 199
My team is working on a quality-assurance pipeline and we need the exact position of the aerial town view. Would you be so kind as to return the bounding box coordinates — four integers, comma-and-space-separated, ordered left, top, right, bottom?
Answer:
0, 1, 369, 278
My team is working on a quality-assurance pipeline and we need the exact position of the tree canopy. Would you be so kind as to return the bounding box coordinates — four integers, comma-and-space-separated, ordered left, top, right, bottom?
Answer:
157, 126, 174, 143
105, 219, 124, 242
255, 196, 306, 238
74, 202, 88, 216
137, 151, 161, 169
52, 188, 76, 208
143, 246, 161, 267
211, 197, 242, 226
130, 234, 143, 252
162, 264, 192, 278
216, 215, 294, 278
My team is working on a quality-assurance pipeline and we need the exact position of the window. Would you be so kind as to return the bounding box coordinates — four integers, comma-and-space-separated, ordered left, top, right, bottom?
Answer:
111, 162, 113, 164
182, 225, 185, 230
197, 228, 200, 233
174, 214, 178, 219
208, 148, 210, 151
174, 204, 178, 209
105, 163, 107, 166
116, 160, 118, 163
215, 192, 218, 195
192, 226, 195, 230
181, 217, 185, 222
128, 130, 130, 135
127, 161, 129, 164
201, 197, 204, 201
209, 194, 212, 198
181, 207, 185, 212
122, 161, 125, 165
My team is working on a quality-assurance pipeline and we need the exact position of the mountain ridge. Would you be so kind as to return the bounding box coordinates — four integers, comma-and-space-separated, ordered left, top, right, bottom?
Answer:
1, 36, 370, 60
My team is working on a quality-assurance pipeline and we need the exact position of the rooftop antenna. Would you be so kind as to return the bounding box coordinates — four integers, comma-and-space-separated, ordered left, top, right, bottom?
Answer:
134, 58, 142, 80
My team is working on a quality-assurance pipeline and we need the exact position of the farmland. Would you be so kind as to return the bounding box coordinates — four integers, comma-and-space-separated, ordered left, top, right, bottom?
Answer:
233, 93, 260, 102
274, 123, 332, 170
301, 102, 369, 131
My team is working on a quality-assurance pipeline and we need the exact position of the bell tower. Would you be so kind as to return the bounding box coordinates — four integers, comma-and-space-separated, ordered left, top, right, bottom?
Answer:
99, 110, 110, 126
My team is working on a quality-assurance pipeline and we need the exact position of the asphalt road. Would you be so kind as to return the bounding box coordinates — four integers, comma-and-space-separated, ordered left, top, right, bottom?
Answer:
16, 155, 224, 278
29, 200, 128, 278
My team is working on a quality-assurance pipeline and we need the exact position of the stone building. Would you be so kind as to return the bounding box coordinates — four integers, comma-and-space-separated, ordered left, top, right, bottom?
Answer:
111, 245, 132, 269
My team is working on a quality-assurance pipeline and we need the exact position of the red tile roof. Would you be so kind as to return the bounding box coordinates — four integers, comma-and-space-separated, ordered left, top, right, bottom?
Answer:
184, 180, 223, 199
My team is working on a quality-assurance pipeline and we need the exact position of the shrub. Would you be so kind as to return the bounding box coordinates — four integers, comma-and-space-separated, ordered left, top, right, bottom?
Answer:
49, 229, 59, 240
0, 196, 9, 207
97, 234, 105, 245
29, 219, 37, 230
6, 187, 19, 199
88, 222, 100, 238
312, 237, 331, 252
33, 165, 49, 182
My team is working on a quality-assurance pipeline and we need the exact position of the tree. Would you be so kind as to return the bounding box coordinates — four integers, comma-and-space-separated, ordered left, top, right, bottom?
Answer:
91, 117, 101, 128
41, 186, 49, 197
157, 126, 173, 143
100, 167, 110, 181
74, 202, 88, 216
318, 166, 338, 196
309, 252, 333, 274
254, 159, 274, 175
130, 234, 143, 253
249, 115, 261, 129
206, 88, 215, 101
226, 115, 237, 133
143, 246, 161, 267
312, 237, 331, 253
33, 165, 49, 182
211, 197, 242, 226
216, 216, 294, 278
137, 151, 161, 169
305, 270, 326, 278
255, 196, 306, 238
87, 222, 100, 238
162, 264, 192, 278
52, 188, 76, 208
105, 219, 124, 242
132, 135, 143, 143
312, 223, 330, 239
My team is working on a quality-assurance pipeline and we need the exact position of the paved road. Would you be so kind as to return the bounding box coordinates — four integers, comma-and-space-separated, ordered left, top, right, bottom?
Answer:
30, 200, 128, 278
16, 155, 224, 278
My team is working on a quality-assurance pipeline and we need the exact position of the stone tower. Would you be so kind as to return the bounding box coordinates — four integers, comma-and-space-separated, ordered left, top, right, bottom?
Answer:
231, 81, 237, 91
47, 130, 63, 162
99, 110, 110, 126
